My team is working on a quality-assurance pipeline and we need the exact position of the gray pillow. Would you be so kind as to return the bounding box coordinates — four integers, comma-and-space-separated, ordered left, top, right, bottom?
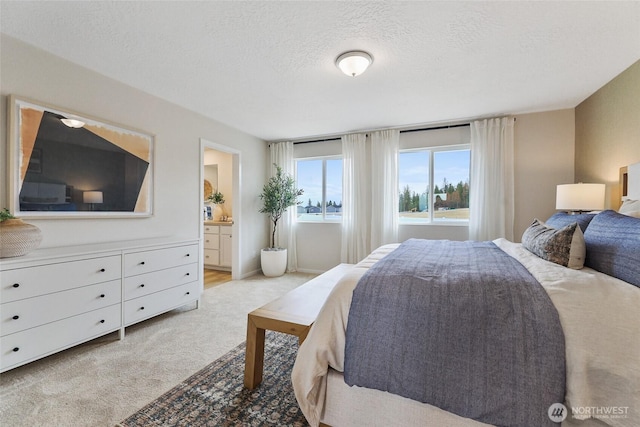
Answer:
522, 219, 586, 269
584, 210, 640, 287
545, 212, 596, 233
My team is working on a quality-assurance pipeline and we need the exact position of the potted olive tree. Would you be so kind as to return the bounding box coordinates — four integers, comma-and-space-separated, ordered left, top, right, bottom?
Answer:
259, 164, 303, 277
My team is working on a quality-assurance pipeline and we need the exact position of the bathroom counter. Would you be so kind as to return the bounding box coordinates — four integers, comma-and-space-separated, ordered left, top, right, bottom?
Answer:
204, 220, 233, 226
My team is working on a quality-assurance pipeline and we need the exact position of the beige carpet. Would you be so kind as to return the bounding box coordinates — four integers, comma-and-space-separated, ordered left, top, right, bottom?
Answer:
0, 272, 316, 427
118, 332, 305, 426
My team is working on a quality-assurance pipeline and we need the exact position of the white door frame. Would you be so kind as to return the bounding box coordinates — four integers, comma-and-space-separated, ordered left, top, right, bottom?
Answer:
200, 138, 242, 280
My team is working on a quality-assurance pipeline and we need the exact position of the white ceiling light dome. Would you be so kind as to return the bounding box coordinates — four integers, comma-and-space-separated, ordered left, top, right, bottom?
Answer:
336, 50, 373, 77
60, 117, 85, 128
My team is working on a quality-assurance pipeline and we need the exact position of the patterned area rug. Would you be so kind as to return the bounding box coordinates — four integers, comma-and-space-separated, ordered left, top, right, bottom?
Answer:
117, 331, 308, 426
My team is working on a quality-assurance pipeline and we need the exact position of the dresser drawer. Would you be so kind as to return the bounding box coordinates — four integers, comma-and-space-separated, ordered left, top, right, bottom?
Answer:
124, 281, 199, 326
1, 304, 121, 372
1, 280, 121, 337
203, 235, 219, 250
124, 244, 198, 277
124, 263, 198, 300
1, 256, 121, 303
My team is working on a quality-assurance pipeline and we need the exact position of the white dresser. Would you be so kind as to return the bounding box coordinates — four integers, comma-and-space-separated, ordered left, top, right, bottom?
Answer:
203, 222, 232, 270
0, 237, 200, 373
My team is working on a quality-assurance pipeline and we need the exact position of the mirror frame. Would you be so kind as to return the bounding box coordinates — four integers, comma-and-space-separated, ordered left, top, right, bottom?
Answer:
8, 95, 154, 218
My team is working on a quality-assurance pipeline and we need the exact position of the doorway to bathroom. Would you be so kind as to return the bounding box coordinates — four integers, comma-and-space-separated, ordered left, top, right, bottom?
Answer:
200, 138, 242, 281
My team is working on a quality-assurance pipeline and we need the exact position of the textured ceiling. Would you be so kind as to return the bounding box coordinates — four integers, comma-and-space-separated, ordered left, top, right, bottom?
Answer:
1, 1, 639, 141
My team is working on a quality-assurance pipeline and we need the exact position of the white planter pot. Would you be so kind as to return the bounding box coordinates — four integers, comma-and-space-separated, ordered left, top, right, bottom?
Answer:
261, 248, 287, 277
212, 204, 223, 221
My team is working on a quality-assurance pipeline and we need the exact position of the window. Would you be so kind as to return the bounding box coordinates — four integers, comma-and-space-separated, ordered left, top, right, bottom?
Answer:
398, 146, 470, 223
296, 157, 343, 221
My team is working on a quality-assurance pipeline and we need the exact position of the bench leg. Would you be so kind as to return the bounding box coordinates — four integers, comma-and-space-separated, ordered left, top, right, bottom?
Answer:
298, 326, 312, 345
244, 314, 265, 389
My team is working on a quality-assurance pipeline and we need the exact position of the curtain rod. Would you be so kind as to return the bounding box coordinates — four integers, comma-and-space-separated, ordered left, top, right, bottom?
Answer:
292, 122, 471, 145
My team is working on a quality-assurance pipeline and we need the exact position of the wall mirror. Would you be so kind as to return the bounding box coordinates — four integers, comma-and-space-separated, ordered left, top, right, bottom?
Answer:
203, 164, 218, 200
8, 96, 154, 218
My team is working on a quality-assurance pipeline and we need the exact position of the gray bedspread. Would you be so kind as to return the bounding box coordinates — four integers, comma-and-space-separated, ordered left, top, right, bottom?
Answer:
344, 239, 565, 427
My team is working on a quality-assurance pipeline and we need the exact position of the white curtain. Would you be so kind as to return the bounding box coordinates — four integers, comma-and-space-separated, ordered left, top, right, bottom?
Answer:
341, 133, 369, 263
469, 117, 515, 241
269, 141, 298, 272
370, 129, 399, 249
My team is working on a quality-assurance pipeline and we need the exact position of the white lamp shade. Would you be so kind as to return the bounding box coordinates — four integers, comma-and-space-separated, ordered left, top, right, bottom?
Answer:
336, 51, 373, 77
83, 191, 103, 204
556, 183, 605, 211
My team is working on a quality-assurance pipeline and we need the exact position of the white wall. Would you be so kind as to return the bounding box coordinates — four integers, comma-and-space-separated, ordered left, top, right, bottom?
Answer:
294, 110, 575, 272
0, 35, 268, 277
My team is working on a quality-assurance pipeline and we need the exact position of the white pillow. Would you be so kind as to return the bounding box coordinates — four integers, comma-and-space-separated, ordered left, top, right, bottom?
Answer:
619, 199, 640, 218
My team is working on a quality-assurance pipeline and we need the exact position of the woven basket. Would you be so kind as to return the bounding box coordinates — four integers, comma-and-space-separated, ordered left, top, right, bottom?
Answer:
0, 218, 43, 258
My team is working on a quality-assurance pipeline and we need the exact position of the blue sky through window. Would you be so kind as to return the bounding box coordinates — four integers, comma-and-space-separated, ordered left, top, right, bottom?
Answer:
298, 150, 468, 210
297, 159, 342, 207
399, 150, 470, 194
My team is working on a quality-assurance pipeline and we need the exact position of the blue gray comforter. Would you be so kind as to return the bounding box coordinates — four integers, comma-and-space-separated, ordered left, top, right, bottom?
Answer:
344, 239, 565, 427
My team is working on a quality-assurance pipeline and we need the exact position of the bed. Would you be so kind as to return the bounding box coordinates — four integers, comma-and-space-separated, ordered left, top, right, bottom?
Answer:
292, 163, 640, 427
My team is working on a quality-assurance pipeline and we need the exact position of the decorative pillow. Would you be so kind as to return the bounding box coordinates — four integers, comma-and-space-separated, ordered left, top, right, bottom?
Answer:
545, 212, 596, 233
584, 210, 640, 287
619, 199, 640, 218
522, 219, 586, 269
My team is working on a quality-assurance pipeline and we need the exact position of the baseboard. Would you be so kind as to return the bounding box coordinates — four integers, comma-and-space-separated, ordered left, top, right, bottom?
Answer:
238, 268, 262, 279
295, 268, 327, 275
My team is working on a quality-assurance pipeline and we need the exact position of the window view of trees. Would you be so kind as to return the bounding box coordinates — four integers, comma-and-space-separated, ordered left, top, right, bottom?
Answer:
398, 148, 470, 222
296, 158, 342, 221
295, 147, 468, 223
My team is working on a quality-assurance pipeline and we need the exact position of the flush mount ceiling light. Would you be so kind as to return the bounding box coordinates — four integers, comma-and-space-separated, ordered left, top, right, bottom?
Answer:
60, 117, 85, 128
336, 50, 373, 77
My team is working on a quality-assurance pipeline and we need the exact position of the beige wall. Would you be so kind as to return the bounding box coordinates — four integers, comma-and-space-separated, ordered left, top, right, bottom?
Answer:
513, 109, 576, 240
575, 60, 640, 208
1, 35, 269, 277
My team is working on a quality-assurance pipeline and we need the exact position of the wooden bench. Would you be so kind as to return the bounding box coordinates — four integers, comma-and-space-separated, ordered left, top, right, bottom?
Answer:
243, 263, 353, 389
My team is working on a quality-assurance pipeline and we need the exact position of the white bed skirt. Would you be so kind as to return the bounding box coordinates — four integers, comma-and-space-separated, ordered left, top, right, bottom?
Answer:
321, 369, 492, 427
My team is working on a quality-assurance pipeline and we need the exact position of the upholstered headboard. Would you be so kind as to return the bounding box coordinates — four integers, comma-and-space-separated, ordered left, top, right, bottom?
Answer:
620, 161, 640, 204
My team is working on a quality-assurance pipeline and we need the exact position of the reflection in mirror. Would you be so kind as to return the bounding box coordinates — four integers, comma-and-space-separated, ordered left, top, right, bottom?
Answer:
204, 163, 218, 198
